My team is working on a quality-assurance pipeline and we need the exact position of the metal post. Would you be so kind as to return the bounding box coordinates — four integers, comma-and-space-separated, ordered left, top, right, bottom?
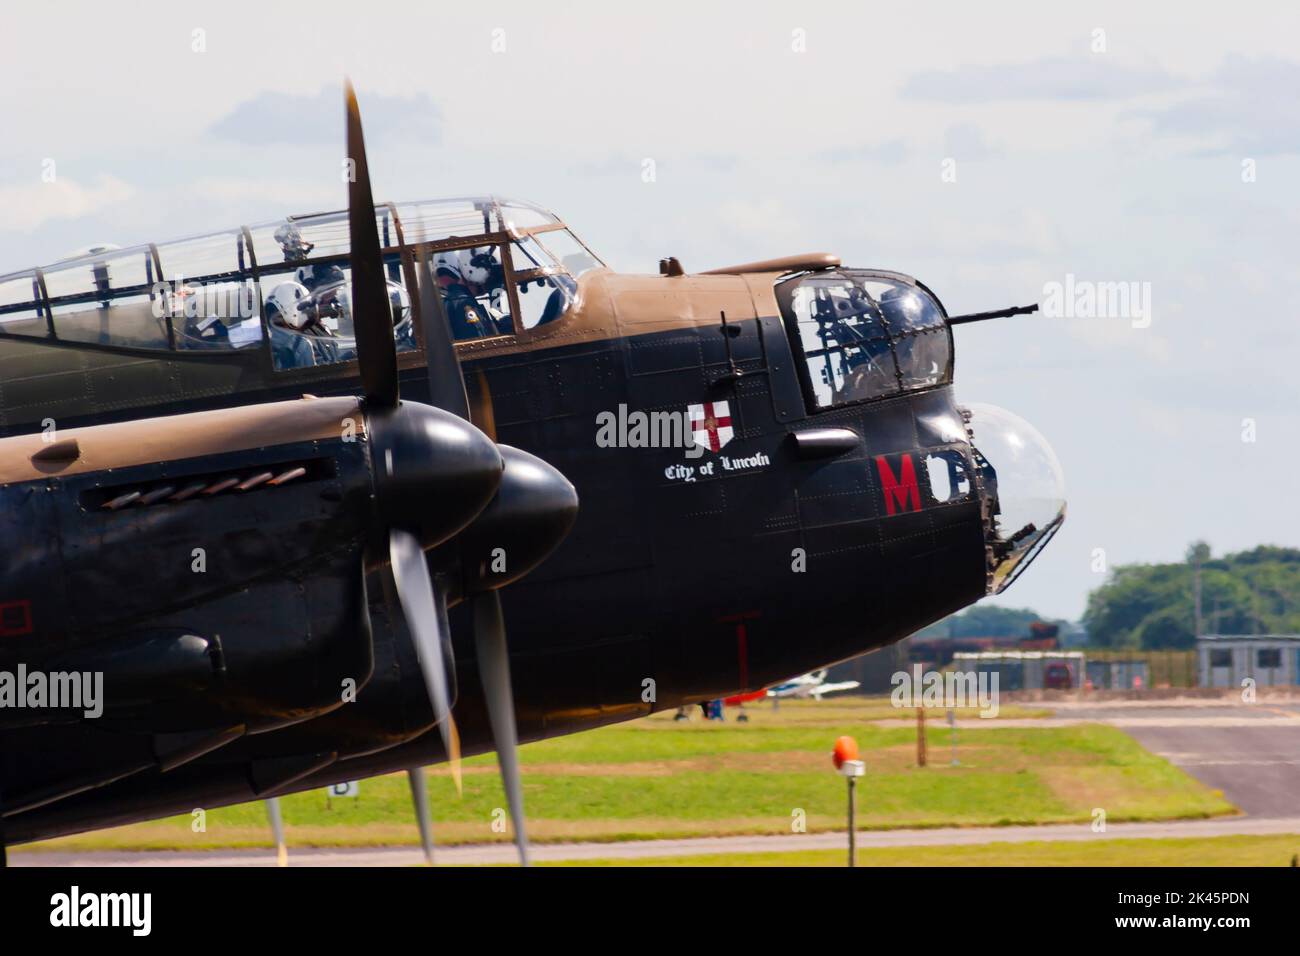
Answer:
916, 706, 927, 767
834, 738, 865, 867
1193, 552, 1203, 639
847, 776, 857, 868
264, 797, 287, 867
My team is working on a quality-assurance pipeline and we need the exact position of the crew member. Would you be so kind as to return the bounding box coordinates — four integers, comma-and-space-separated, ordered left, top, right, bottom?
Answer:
264, 280, 319, 369
459, 246, 512, 334
435, 250, 496, 339
274, 222, 344, 292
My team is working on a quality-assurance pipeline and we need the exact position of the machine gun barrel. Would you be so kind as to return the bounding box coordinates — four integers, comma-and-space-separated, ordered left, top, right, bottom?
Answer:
947, 303, 1040, 325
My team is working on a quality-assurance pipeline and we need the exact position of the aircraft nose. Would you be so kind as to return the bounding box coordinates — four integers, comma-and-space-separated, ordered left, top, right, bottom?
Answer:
367, 401, 505, 549
964, 403, 1066, 594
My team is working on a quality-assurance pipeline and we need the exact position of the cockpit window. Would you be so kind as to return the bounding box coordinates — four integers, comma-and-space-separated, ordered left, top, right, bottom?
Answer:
156, 231, 262, 351
777, 271, 951, 410
0, 196, 597, 366
533, 228, 602, 277
43, 248, 170, 349
497, 199, 563, 231
262, 264, 416, 371
923, 448, 973, 505
255, 212, 417, 370
861, 278, 948, 391
167, 282, 263, 351
434, 245, 513, 341
0, 271, 48, 339
516, 273, 576, 329
509, 234, 549, 272
507, 237, 576, 329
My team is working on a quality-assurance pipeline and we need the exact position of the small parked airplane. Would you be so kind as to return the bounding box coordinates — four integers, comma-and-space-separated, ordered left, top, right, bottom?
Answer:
767, 670, 862, 701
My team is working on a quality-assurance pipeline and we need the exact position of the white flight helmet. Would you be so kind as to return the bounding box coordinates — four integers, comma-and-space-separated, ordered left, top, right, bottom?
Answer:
460, 246, 498, 287
265, 281, 313, 330
433, 250, 463, 282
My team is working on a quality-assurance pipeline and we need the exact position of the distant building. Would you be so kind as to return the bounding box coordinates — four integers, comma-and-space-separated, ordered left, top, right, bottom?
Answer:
910, 631, 1058, 667
951, 650, 1086, 691
1086, 658, 1149, 690
828, 639, 909, 693
1197, 634, 1300, 688
831, 622, 1066, 693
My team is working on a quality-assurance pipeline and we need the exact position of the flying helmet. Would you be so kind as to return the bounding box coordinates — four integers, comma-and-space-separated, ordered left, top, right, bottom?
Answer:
265, 281, 314, 331
460, 246, 501, 288
274, 222, 313, 261
433, 250, 463, 283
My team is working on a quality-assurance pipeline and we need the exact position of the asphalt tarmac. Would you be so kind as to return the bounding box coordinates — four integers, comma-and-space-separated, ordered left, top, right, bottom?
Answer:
12, 815, 1300, 867
1053, 697, 1300, 818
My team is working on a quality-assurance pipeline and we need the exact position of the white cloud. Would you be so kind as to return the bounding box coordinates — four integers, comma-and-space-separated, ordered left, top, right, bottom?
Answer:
1128, 56, 1300, 155
0, 175, 133, 233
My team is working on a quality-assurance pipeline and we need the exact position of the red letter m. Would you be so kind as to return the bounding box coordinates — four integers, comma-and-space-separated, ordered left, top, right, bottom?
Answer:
875, 454, 921, 515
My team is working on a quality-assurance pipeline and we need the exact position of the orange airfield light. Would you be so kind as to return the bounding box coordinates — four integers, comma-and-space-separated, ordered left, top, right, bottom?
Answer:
832, 735, 859, 770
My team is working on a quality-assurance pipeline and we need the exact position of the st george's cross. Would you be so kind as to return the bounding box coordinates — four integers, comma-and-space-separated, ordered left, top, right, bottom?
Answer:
687, 400, 734, 453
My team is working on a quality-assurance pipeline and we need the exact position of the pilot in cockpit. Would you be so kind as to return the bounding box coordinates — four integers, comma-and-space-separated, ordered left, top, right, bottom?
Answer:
459, 246, 513, 334
264, 280, 320, 369
435, 249, 502, 339
274, 222, 345, 293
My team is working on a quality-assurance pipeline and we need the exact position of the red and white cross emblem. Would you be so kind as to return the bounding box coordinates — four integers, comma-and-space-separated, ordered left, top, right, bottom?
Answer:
688, 400, 734, 453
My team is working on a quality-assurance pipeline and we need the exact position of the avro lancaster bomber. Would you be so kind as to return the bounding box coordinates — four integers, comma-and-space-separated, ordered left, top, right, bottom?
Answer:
0, 84, 1064, 862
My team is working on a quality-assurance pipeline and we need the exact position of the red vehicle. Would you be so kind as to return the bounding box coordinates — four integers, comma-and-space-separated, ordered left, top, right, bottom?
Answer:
1044, 663, 1074, 690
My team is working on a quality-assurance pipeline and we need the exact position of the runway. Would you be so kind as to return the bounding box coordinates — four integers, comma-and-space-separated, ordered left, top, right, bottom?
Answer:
1061, 699, 1300, 818
12, 814, 1300, 867
872, 696, 1300, 819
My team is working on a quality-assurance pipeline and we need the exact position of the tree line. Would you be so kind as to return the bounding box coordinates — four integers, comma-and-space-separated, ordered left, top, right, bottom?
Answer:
1083, 543, 1300, 649
918, 543, 1300, 650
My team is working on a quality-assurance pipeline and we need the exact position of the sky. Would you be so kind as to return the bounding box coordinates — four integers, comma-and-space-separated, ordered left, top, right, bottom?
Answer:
1, 1, 1297, 621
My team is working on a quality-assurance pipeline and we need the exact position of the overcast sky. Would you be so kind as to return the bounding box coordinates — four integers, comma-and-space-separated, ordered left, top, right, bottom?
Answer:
1, 1, 1296, 620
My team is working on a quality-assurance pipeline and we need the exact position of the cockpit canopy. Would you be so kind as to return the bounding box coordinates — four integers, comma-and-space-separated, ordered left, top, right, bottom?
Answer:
0, 197, 604, 366
775, 269, 952, 411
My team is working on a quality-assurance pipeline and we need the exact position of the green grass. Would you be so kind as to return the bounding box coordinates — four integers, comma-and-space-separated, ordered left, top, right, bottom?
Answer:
20, 699, 1234, 852
549, 834, 1300, 867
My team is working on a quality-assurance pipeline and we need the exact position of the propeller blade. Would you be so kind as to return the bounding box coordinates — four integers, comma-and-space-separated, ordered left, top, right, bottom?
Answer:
473, 589, 530, 866
389, 528, 463, 794
264, 798, 287, 867
406, 767, 436, 866
345, 78, 399, 408
415, 244, 470, 420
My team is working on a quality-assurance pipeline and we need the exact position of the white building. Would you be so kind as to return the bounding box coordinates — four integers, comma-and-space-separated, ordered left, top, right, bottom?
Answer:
1196, 634, 1300, 688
